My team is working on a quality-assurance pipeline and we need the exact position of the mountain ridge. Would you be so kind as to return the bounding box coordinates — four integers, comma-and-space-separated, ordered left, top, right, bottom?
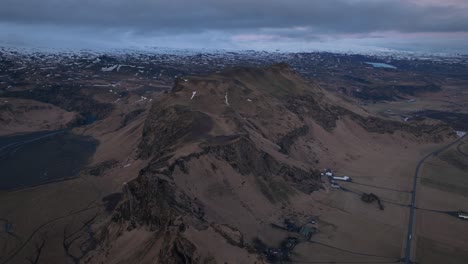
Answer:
91, 63, 455, 263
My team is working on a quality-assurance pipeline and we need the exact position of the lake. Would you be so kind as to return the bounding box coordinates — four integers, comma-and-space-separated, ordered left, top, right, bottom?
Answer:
0, 130, 97, 190
365, 62, 397, 69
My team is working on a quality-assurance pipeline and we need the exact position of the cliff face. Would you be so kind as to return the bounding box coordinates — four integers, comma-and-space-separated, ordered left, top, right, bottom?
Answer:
138, 104, 213, 159
96, 64, 454, 263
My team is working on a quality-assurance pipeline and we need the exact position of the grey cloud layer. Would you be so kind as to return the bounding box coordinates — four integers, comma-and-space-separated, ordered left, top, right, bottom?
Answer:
1, 0, 467, 34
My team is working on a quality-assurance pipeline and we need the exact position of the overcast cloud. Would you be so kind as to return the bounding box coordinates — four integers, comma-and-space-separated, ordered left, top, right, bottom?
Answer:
0, 0, 467, 53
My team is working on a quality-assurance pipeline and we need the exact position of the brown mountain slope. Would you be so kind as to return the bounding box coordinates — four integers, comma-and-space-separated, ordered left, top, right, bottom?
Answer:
90, 64, 454, 263
0, 97, 80, 135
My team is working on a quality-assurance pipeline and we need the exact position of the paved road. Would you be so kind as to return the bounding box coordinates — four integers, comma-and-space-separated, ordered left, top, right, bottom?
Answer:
403, 135, 466, 264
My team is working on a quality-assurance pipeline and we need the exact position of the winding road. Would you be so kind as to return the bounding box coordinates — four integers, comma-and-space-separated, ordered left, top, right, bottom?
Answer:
457, 141, 468, 157
403, 134, 466, 264
0, 130, 66, 156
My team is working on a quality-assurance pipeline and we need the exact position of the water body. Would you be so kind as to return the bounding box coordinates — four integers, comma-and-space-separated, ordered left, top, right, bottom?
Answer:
365, 62, 397, 69
0, 130, 97, 190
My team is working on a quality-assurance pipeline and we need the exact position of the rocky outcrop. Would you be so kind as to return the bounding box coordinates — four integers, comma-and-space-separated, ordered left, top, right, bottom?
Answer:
120, 108, 146, 128
113, 175, 202, 231
138, 104, 213, 159
206, 137, 321, 195
278, 125, 309, 154
158, 235, 202, 264
143, 135, 321, 201
102, 173, 209, 264
211, 224, 245, 248
83, 160, 118, 177
285, 94, 340, 131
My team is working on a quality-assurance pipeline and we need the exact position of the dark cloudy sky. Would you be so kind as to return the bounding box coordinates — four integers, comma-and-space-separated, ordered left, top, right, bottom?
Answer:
1, 0, 468, 53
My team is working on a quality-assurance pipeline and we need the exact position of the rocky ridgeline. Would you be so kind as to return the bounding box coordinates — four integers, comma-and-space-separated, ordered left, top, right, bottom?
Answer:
285, 89, 453, 141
